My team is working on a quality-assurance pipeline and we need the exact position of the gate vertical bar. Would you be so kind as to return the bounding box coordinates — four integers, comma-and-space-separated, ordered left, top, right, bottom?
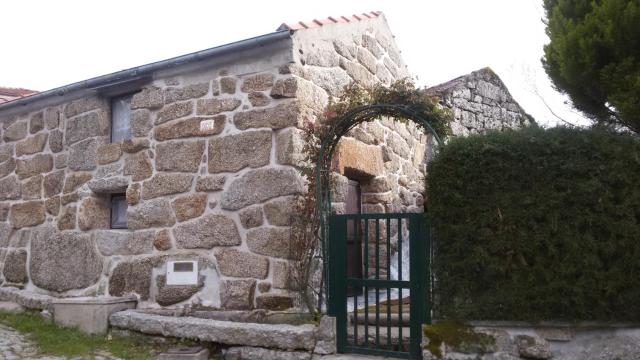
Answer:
409, 214, 428, 359
329, 216, 348, 353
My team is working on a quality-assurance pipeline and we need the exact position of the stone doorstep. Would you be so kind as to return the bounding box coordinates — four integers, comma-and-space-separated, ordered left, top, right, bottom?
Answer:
52, 296, 137, 335
109, 309, 317, 351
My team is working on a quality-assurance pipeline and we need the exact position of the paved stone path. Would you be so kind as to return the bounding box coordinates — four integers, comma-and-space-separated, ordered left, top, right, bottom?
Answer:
0, 323, 64, 360
0, 323, 118, 360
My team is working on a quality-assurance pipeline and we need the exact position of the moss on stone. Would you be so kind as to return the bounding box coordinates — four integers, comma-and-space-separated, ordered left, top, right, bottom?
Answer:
423, 321, 495, 358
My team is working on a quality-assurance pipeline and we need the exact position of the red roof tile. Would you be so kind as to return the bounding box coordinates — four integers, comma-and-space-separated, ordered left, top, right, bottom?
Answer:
0, 87, 37, 97
277, 11, 382, 31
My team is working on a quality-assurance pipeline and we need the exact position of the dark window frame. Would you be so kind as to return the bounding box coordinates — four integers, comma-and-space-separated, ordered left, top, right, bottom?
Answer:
110, 194, 128, 229
110, 93, 134, 143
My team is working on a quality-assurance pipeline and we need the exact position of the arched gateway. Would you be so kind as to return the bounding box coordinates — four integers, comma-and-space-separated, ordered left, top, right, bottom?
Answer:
315, 104, 444, 359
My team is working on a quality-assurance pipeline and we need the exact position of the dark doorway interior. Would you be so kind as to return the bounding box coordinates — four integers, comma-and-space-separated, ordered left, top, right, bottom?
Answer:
345, 180, 363, 296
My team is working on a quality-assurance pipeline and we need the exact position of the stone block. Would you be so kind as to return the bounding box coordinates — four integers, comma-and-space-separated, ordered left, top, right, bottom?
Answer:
263, 196, 296, 226
131, 86, 164, 109
0, 175, 22, 200
97, 142, 122, 164
10, 201, 45, 228
0, 203, 10, 221
273, 260, 295, 289
45, 107, 61, 129
215, 249, 268, 279
141, 173, 193, 199
241, 73, 274, 92
21, 174, 42, 200
109, 256, 166, 300
220, 77, 236, 94
238, 205, 263, 229
333, 137, 384, 179
30, 227, 102, 292
15, 154, 53, 179
164, 83, 209, 104
29, 112, 44, 133
3, 249, 28, 283
224, 347, 310, 360
124, 151, 153, 181
234, 102, 300, 130
195, 175, 225, 192
54, 153, 67, 169
256, 295, 293, 311
156, 140, 205, 173
154, 116, 225, 141
130, 109, 152, 137
127, 198, 176, 229
0, 222, 10, 247
153, 229, 172, 251
78, 197, 110, 231
87, 176, 129, 194
63, 172, 92, 193
516, 335, 552, 359
156, 275, 203, 306
208, 130, 271, 173
126, 183, 141, 205
64, 96, 105, 118
109, 310, 317, 350
68, 138, 101, 171
276, 128, 305, 166
158, 347, 209, 360
52, 297, 136, 335
49, 129, 63, 153
246, 227, 293, 259
220, 279, 256, 310
221, 168, 304, 210
65, 112, 108, 145
15, 133, 47, 156
196, 98, 241, 115
3, 121, 27, 142
172, 193, 207, 222
339, 58, 376, 88
43, 170, 64, 197
95, 229, 155, 256
57, 205, 76, 230
45, 196, 60, 215
0, 158, 16, 179
0, 144, 13, 163
156, 101, 193, 124
248, 92, 271, 107
362, 34, 383, 58
173, 214, 240, 249
121, 138, 150, 153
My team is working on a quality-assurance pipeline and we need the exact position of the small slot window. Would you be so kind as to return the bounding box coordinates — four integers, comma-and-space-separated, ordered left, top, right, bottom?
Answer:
111, 94, 133, 142
110, 194, 128, 229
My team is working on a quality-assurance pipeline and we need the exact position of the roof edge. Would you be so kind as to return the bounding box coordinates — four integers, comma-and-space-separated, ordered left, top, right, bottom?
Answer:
0, 30, 291, 116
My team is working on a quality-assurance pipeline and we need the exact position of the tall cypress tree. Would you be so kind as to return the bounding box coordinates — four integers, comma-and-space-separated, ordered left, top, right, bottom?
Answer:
543, 0, 640, 133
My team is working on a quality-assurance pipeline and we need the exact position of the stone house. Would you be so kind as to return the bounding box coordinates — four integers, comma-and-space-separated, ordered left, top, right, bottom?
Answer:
0, 12, 530, 311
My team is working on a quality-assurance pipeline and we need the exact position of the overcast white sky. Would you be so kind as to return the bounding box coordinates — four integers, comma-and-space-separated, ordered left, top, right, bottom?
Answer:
1, 0, 589, 127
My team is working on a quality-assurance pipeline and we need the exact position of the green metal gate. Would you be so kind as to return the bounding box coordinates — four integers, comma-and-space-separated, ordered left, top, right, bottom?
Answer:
327, 213, 431, 359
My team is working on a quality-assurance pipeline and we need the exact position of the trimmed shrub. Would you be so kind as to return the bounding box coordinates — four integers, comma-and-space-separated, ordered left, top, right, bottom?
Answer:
427, 127, 640, 321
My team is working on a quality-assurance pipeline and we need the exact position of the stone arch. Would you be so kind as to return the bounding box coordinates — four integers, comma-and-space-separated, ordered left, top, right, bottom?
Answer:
315, 103, 444, 219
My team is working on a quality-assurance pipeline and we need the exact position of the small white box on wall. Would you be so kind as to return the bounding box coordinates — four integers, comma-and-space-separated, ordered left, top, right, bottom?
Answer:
166, 261, 198, 285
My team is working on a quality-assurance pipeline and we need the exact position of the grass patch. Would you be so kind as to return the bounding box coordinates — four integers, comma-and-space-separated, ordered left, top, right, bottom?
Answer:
0, 310, 176, 359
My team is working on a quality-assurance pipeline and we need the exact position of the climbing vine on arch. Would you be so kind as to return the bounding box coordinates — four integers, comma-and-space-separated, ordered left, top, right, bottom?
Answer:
286, 79, 452, 316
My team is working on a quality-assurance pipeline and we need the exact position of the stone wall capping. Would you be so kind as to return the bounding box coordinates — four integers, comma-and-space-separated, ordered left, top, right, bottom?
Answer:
109, 309, 317, 350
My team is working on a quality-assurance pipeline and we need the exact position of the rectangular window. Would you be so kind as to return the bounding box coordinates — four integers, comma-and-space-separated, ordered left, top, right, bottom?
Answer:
110, 194, 128, 229
111, 94, 132, 142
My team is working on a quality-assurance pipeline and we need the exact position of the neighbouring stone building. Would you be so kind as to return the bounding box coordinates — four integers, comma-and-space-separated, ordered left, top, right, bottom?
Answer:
0, 12, 530, 311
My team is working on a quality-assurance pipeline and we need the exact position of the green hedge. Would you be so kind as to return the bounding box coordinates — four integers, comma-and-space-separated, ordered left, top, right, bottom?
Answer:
427, 127, 640, 321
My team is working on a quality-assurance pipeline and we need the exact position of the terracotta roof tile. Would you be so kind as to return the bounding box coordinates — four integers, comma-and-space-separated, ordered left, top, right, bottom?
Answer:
277, 11, 382, 31
0, 87, 37, 97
